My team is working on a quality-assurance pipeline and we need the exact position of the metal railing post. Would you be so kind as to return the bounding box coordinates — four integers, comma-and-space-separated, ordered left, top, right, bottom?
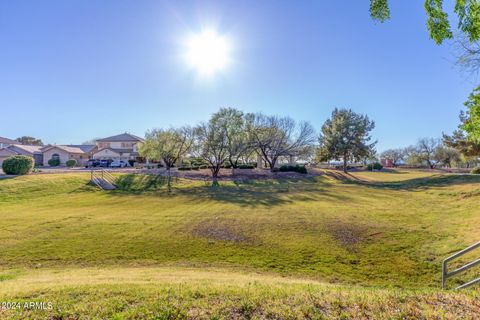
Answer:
442, 260, 447, 289
442, 241, 480, 290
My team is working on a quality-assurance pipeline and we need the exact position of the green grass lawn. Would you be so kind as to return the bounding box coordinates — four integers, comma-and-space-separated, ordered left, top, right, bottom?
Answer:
0, 170, 479, 318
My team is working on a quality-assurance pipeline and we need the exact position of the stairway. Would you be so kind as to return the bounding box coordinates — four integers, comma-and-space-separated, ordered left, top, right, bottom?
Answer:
92, 177, 116, 190
90, 170, 117, 190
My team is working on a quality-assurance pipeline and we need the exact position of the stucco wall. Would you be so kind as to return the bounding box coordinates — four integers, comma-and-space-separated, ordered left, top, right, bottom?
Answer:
93, 149, 133, 160
43, 148, 88, 166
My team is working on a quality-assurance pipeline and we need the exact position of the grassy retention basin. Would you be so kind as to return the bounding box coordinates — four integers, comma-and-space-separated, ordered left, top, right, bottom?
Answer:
0, 170, 479, 318
0, 267, 479, 319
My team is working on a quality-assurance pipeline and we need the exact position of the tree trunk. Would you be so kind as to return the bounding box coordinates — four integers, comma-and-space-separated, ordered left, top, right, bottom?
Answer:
211, 166, 220, 187
343, 156, 348, 173
269, 157, 278, 172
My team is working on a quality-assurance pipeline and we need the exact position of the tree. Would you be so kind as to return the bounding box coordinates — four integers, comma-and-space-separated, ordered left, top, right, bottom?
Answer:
404, 145, 424, 167
416, 138, 441, 169
194, 119, 230, 186
246, 113, 316, 171
15, 136, 43, 146
460, 86, 480, 142
317, 108, 376, 173
434, 145, 461, 167
443, 129, 480, 164
455, 37, 480, 76
380, 148, 405, 167
139, 127, 194, 172
370, 0, 480, 44
210, 107, 254, 168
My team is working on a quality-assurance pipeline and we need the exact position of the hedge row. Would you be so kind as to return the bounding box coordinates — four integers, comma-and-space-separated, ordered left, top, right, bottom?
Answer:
278, 165, 308, 174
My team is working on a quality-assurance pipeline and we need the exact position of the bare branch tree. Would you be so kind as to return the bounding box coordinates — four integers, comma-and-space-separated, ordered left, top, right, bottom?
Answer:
455, 37, 480, 78
193, 120, 230, 186
246, 113, 316, 171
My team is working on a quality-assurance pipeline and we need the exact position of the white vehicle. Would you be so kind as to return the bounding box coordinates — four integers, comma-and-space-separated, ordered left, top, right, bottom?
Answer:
109, 160, 129, 168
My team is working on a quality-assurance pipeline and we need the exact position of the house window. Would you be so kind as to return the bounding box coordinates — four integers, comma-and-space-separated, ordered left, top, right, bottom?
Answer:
51, 153, 60, 160
99, 142, 110, 148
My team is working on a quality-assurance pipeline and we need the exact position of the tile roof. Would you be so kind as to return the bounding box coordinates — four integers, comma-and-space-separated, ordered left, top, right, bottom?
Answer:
10, 144, 43, 154
0, 136, 18, 144
97, 133, 144, 142
43, 145, 96, 154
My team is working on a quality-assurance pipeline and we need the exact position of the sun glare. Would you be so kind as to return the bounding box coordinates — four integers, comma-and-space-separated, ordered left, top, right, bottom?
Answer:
185, 29, 231, 76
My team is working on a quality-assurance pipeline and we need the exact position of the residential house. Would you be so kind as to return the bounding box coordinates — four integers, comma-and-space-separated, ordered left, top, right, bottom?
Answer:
0, 144, 44, 166
42, 145, 97, 166
0, 136, 18, 149
92, 133, 144, 162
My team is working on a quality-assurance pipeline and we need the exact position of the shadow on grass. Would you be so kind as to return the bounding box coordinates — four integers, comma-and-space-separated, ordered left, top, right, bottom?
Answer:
108, 174, 350, 207
346, 174, 480, 191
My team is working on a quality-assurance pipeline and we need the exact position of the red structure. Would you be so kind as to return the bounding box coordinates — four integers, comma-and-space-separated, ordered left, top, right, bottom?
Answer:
380, 158, 394, 167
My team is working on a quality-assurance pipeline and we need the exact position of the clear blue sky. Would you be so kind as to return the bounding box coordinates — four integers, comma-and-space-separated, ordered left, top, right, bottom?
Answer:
0, 1, 476, 151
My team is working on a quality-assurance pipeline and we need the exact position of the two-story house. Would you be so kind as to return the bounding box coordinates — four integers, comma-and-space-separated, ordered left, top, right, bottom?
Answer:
92, 133, 144, 162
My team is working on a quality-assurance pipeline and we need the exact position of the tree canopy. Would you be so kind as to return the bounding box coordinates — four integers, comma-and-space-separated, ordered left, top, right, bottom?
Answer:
210, 108, 254, 168
317, 108, 376, 172
139, 127, 194, 170
15, 136, 43, 146
460, 85, 480, 141
370, 0, 480, 44
246, 113, 316, 171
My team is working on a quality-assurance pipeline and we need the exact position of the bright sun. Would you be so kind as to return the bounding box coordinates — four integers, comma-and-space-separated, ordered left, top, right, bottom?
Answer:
185, 29, 231, 76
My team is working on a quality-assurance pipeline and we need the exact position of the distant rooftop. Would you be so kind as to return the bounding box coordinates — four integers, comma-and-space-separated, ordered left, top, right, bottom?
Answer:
43, 145, 96, 154
0, 136, 18, 145
10, 144, 43, 154
97, 133, 144, 142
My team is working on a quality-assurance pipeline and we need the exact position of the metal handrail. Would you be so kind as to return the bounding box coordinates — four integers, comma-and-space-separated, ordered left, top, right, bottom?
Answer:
101, 170, 116, 185
442, 241, 480, 290
90, 170, 102, 188
90, 169, 117, 189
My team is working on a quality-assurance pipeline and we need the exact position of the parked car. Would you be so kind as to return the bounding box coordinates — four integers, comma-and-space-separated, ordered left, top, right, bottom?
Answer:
110, 160, 129, 168
99, 159, 113, 167
85, 159, 100, 168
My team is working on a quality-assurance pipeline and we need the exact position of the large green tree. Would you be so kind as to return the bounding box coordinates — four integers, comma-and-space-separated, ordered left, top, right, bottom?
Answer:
139, 127, 194, 172
210, 107, 254, 168
317, 108, 376, 173
370, 0, 480, 44
460, 85, 480, 141
443, 129, 480, 159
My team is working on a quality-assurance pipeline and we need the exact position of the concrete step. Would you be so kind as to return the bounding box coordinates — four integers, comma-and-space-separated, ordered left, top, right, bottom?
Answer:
92, 178, 116, 190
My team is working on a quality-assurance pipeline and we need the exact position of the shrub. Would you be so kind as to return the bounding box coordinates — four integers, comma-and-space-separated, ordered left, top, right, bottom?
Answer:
366, 162, 383, 171
471, 167, 480, 174
178, 166, 192, 171
238, 164, 255, 169
189, 157, 209, 167
199, 165, 208, 169
279, 165, 308, 174
2, 155, 34, 175
48, 158, 60, 167
66, 159, 77, 168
